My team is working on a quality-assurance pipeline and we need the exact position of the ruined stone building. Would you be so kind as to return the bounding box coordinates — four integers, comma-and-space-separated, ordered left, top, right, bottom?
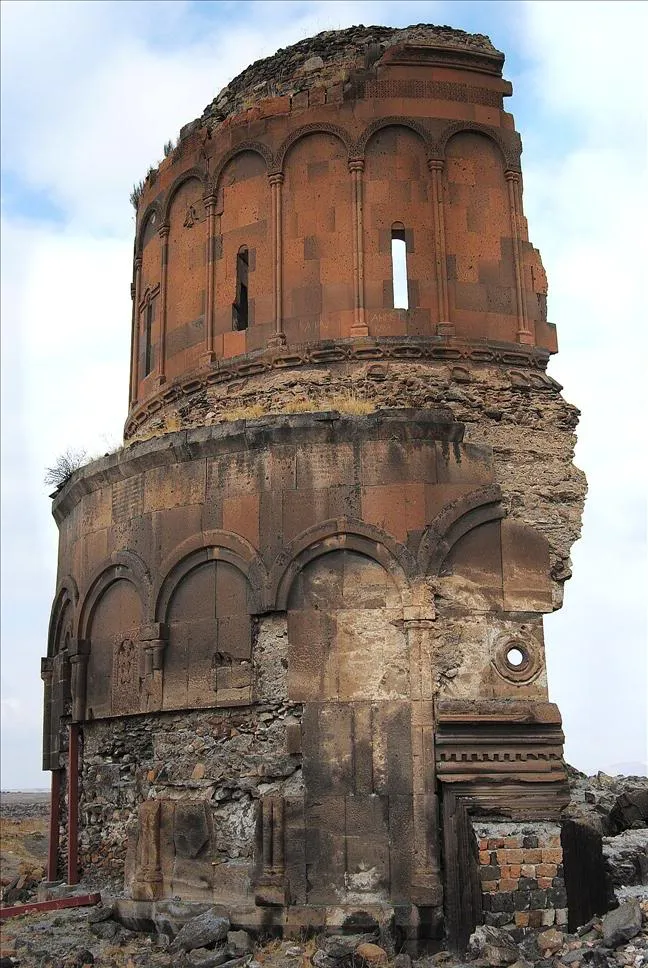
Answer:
41, 24, 586, 951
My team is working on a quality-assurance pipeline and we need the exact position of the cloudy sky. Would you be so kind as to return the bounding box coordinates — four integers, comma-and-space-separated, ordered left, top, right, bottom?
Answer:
1, 0, 646, 790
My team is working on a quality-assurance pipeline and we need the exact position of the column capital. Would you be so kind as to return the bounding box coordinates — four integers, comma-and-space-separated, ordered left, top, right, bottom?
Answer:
268, 172, 284, 187
427, 157, 444, 173
505, 169, 521, 183
203, 191, 218, 213
158, 223, 170, 241
134, 256, 143, 270
68, 638, 90, 658
348, 158, 365, 173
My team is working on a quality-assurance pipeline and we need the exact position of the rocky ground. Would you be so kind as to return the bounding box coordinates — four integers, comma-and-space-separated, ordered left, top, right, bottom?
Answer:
1, 773, 646, 968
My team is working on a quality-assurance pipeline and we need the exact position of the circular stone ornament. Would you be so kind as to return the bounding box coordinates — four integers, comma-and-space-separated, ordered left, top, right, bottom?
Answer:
492, 632, 543, 684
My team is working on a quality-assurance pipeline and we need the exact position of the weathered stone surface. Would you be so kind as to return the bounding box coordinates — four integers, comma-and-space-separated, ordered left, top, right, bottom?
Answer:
468, 924, 519, 964
354, 943, 388, 965
536, 927, 563, 952
227, 930, 253, 955
603, 830, 648, 888
171, 910, 230, 952
601, 900, 642, 947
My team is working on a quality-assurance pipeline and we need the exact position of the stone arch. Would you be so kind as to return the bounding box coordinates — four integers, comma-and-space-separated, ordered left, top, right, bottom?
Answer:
77, 550, 151, 640
273, 122, 353, 173
47, 576, 78, 657
272, 518, 414, 611
437, 121, 512, 170
155, 531, 263, 710
154, 530, 266, 622
135, 200, 163, 256
162, 166, 208, 224
417, 484, 504, 576
356, 116, 432, 158
212, 148, 273, 335
279, 126, 355, 336
210, 142, 272, 194
362, 120, 435, 324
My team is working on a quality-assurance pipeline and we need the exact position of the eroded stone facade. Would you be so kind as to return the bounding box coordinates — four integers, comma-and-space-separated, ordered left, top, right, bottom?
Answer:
42, 24, 586, 952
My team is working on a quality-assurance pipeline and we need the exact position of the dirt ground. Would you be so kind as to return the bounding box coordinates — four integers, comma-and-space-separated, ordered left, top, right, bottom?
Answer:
0, 792, 49, 888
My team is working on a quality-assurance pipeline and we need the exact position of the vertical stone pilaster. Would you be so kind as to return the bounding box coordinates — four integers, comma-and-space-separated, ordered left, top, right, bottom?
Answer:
406, 602, 443, 907
157, 224, 170, 380
129, 256, 142, 406
268, 173, 286, 347
506, 171, 533, 345
349, 159, 368, 336
67, 722, 80, 885
428, 159, 452, 335
69, 640, 89, 723
202, 192, 218, 362
41, 657, 54, 771
132, 800, 163, 901
140, 623, 168, 713
272, 796, 285, 875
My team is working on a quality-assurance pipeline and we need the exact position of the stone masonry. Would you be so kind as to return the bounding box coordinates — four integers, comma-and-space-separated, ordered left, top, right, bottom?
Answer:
41, 24, 586, 953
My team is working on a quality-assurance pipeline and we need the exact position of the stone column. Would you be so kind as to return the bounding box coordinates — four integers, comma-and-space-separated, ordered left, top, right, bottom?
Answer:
140, 623, 168, 713
506, 171, 533, 345
202, 192, 218, 363
268, 173, 286, 347
428, 159, 452, 336
405, 592, 443, 908
67, 722, 80, 885
157, 224, 170, 381
68, 641, 89, 723
41, 657, 54, 771
132, 800, 163, 900
129, 256, 142, 406
349, 159, 369, 337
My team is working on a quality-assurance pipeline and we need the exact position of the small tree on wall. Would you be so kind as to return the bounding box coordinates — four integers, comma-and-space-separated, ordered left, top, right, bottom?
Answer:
44, 449, 88, 490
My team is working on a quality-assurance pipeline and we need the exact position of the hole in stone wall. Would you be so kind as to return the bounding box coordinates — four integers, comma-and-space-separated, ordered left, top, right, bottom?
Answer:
391, 223, 409, 310
506, 647, 525, 667
233, 246, 249, 331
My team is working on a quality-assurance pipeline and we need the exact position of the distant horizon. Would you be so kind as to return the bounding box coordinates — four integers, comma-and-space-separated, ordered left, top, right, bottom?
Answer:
2, 761, 647, 796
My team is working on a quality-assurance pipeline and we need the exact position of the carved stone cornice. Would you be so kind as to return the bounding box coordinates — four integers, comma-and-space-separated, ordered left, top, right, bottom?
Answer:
123, 335, 553, 439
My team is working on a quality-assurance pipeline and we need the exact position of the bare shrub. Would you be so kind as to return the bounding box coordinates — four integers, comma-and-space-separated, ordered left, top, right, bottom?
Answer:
129, 179, 145, 209
44, 449, 88, 490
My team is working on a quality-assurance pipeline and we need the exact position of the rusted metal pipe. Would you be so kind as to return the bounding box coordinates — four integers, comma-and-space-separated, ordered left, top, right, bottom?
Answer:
67, 723, 79, 885
47, 769, 61, 881
0, 892, 100, 921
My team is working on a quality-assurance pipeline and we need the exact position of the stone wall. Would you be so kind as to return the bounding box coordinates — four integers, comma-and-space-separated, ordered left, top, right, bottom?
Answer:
125, 359, 585, 606
78, 700, 303, 898
194, 24, 501, 135
129, 22, 550, 422
474, 821, 567, 933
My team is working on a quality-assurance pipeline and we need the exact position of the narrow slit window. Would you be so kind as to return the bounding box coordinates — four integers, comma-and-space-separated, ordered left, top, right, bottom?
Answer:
233, 246, 249, 331
391, 223, 409, 310
143, 297, 156, 376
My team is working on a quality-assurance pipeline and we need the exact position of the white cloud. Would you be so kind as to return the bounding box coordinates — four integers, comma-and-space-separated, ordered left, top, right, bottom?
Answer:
514, 0, 647, 774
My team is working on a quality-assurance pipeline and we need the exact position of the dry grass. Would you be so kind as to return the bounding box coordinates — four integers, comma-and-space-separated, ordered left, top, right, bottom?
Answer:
221, 390, 375, 422
165, 411, 182, 432
224, 402, 266, 421
0, 817, 48, 883
326, 391, 375, 414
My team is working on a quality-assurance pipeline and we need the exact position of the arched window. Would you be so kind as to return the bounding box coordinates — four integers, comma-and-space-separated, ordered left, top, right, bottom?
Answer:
391, 222, 409, 310
232, 246, 249, 330
139, 285, 159, 378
